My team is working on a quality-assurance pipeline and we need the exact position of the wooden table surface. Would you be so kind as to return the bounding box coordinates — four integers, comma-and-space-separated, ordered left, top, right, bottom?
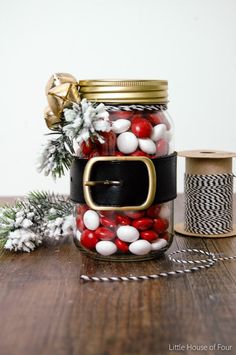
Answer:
0, 195, 236, 355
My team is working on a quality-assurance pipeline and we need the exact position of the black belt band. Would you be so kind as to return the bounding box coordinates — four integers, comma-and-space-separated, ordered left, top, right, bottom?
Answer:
70, 152, 177, 207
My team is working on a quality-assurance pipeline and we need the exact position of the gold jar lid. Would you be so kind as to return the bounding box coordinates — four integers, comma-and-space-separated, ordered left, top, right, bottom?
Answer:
78, 79, 168, 104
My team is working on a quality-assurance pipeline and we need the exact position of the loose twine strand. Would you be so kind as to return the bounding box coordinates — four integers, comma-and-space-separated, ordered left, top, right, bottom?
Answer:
80, 248, 236, 282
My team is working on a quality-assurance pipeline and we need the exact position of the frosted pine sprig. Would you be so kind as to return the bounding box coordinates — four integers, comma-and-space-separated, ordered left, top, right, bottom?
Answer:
63, 99, 111, 145
38, 99, 110, 179
44, 215, 74, 240
4, 229, 43, 252
0, 191, 74, 252
36, 136, 74, 179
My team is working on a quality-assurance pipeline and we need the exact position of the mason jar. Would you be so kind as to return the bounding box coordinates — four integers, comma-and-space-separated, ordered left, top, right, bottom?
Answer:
70, 80, 177, 261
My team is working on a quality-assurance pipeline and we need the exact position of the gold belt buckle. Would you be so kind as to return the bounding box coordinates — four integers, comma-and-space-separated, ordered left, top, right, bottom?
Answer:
83, 156, 156, 211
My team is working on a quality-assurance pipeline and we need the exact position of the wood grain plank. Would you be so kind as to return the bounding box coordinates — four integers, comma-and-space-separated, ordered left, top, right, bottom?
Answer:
0, 196, 235, 355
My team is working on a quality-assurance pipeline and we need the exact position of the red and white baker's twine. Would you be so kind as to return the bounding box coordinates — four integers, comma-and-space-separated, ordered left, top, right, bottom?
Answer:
80, 248, 236, 282
185, 174, 234, 235
102, 104, 167, 112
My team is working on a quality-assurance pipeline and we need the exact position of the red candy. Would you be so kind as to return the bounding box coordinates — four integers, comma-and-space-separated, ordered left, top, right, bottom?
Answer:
99, 210, 115, 218
141, 230, 158, 241
76, 216, 84, 232
160, 114, 171, 130
95, 227, 115, 241
131, 150, 149, 157
100, 216, 117, 228
147, 204, 161, 218
115, 151, 125, 156
132, 218, 153, 230
153, 218, 169, 234
131, 112, 145, 120
89, 151, 99, 158
109, 111, 134, 120
131, 118, 153, 138
80, 139, 94, 157
80, 230, 98, 249
156, 139, 169, 157
115, 238, 129, 253
116, 214, 131, 225
77, 204, 89, 217
124, 210, 146, 219
160, 232, 170, 241
148, 112, 163, 126
97, 131, 116, 156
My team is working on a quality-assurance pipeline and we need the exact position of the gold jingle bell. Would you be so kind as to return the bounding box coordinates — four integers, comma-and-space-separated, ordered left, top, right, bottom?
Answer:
44, 107, 62, 130
46, 73, 80, 120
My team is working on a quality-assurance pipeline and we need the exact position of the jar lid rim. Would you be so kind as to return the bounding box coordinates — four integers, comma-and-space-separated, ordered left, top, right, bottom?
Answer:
79, 79, 168, 103
79, 79, 168, 86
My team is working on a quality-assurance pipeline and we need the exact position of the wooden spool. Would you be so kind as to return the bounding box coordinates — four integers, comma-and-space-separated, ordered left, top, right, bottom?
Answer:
175, 150, 236, 238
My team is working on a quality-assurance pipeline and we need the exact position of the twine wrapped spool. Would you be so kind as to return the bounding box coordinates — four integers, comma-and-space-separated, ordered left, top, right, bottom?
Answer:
175, 150, 236, 238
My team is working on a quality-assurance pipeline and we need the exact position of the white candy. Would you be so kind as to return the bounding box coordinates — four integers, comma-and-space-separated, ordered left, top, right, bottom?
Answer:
83, 210, 100, 230
159, 204, 171, 219
151, 124, 167, 142
151, 239, 168, 251
76, 230, 81, 241
129, 240, 151, 255
117, 132, 138, 154
95, 241, 117, 256
138, 138, 156, 154
117, 225, 139, 243
112, 119, 131, 134
164, 128, 173, 143
168, 141, 175, 154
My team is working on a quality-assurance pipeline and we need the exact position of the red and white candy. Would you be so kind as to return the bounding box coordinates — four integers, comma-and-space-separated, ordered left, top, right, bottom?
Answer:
165, 128, 173, 143
77, 203, 170, 256
112, 119, 131, 134
129, 239, 152, 255
151, 124, 166, 142
140, 230, 158, 241
116, 214, 131, 225
117, 225, 139, 243
95, 241, 117, 256
83, 210, 100, 230
156, 139, 169, 156
76, 109, 173, 256
159, 204, 171, 219
138, 138, 156, 154
115, 238, 129, 253
132, 217, 153, 230
80, 230, 98, 249
151, 238, 168, 251
100, 216, 116, 228
124, 210, 146, 219
117, 132, 138, 154
131, 118, 153, 138
153, 218, 169, 234
95, 227, 115, 241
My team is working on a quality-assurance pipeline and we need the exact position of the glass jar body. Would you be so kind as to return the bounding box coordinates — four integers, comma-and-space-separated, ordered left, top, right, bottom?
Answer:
73, 106, 175, 261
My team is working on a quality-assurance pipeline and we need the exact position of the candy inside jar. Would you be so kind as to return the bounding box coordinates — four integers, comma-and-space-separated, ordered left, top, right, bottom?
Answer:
70, 79, 177, 261
78, 109, 174, 159
74, 202, 172, 260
